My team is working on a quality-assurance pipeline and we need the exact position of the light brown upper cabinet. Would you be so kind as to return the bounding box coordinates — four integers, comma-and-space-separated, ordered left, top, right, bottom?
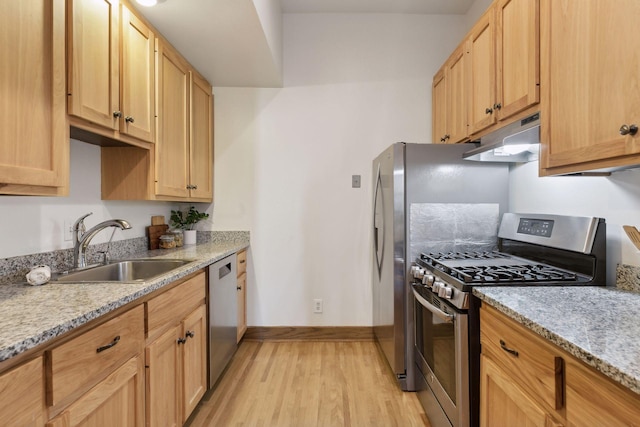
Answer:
0, 0, 68, 196
437, 0, 539, 142
539, 0, 640, 175
468, 6, 496, 135
101, 39, 213, 202
494, 0, 539, 122
155, 41, 213, 201
432, 43, 469, 144
67, 0, 155, 146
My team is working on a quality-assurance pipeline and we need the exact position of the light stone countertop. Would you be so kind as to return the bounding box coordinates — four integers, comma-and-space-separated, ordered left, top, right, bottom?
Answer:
473, 286, 640, 395
0, 239, 248, 363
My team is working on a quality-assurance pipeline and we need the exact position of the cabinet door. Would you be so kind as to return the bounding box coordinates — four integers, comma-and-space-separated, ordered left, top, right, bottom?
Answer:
0, 357, 44, 426
446, 44, 468, 144
189, 72, 214, 201
565, 357, 640, 427
432, 68, 447, 143
481, 355, 563, 427
121, 5, 155, 143
146, 324, 182, 427
0, 0, 68, 196
182, 305, 207, 422
540, 0, 640, 174
237, 272, 247, 343
155, 40, 190, 198
495, 0, 539, 122
468, 6, 496, 135
67, 0, 120, 130
46, 356, 144, 427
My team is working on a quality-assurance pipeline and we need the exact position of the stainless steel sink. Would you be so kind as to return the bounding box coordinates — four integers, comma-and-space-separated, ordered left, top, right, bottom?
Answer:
52, 259, 193, 283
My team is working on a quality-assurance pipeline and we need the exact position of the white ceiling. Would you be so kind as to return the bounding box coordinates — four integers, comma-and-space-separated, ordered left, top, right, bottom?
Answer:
133, 0, 475, 88
281, 0, 475, 14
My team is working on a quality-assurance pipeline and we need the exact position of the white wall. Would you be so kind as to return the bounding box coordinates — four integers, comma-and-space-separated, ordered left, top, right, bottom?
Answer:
0, 139, 175, 259
212, 12, 468, 326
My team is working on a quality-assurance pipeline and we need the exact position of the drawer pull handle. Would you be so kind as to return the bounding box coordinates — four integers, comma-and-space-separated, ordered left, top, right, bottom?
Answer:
185, 330, 195, 339
499, 339, 519, 357
240, 259, 246, 264
96, 335, 121, 353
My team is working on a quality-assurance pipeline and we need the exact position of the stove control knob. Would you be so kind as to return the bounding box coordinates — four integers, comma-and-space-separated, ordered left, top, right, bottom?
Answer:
432, 280, 444, 293
438, 285, 447, 298
422, 273, 435, 286
444, 287, 453, 299
410, 265, 420, 275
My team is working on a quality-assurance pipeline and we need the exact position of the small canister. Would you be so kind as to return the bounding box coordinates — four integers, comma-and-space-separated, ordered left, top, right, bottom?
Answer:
159, 234, 176, 249
170, 229, 184, 247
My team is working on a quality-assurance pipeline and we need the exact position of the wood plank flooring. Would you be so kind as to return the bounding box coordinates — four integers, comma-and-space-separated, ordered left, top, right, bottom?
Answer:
186, 341, 430, 426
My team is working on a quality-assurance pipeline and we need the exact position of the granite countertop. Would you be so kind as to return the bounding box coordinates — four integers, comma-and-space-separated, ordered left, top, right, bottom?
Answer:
0, 238, 248, 363
473, 286, 640, 395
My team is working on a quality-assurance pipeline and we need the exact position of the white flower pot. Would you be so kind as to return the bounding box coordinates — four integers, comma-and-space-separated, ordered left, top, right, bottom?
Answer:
183, 229, 197, 245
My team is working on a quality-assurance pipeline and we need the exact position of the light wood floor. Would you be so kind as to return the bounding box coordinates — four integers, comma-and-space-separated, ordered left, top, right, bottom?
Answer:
186, 340, 430, 426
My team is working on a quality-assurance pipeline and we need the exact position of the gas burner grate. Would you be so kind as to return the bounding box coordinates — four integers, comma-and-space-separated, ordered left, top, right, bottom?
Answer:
454, 264, 578, 283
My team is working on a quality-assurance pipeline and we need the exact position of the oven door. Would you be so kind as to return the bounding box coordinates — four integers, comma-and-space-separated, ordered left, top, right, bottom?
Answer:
413, 286, 469, 427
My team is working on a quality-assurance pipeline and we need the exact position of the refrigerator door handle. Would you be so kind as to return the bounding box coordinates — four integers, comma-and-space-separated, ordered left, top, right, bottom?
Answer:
373, 164, 385, 279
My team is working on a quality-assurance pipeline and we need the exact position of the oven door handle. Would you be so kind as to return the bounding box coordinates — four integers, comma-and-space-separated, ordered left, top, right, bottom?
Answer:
412, 288, 454, 323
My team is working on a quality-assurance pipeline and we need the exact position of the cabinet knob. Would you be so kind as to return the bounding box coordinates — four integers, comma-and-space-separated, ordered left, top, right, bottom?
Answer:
619, 124, 638, 136
485, 107, 493, 115
444, 134, 450, 141
125, 116, 135, 123
440, 136, 446, 142
177, 337, 187, 345
113, 111, 122, 118
237, 286, 242, 290
185, 330, 195, 339
493, 103, 502, 110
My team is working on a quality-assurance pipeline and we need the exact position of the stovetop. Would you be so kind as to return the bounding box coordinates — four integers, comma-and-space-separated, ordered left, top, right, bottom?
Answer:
416, 251, 587, 285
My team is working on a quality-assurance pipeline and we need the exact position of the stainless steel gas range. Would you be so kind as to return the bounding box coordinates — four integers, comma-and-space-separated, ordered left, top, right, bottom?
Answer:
409, 213, 606, 427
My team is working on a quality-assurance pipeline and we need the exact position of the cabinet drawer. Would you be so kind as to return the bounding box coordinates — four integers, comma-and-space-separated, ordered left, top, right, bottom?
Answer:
47, 305, 144, 408
237, 250, 247, 276
147, 271, 206, 340
480, 306, 563, 411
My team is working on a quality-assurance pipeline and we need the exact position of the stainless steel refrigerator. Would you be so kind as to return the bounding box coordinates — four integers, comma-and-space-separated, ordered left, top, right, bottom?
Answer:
372, 142, 509, 391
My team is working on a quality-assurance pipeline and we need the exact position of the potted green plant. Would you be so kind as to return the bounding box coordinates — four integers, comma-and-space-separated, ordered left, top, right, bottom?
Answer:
170, 206, 209, 245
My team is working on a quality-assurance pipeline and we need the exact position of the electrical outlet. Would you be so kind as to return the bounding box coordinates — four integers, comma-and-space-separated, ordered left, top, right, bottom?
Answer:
313, 298, 323, 313
64, 220, 73, 241
352, 175, 361, 188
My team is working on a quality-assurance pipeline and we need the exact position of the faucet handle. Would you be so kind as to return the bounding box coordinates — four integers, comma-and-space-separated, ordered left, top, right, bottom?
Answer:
73, 212, 93, 234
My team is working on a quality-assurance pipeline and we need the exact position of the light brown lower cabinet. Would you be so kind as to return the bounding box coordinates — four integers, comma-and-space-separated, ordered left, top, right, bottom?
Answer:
46, 356, 145, 427
480, 305, 640, 427
237, 249, 248, 342
0, 268, 218, 427
0, 357, 44, 426
146, 272, 207, 425
481, 355, 563, 427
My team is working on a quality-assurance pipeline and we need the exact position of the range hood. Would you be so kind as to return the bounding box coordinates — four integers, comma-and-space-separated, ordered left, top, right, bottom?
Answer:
463, 112, 540, 162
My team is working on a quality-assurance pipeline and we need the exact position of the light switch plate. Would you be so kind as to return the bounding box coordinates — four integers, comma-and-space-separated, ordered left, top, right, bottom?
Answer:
352, 175, 361, 188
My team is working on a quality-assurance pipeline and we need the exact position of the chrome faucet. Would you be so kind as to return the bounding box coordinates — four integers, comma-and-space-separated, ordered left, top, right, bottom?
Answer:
72, 213, 132, 268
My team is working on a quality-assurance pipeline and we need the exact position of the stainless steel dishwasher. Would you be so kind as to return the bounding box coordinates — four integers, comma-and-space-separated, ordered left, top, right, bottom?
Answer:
208, 253, 237, 387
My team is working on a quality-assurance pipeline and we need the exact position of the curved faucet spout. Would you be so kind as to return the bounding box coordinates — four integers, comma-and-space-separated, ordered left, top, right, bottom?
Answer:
72, 213, 132, 268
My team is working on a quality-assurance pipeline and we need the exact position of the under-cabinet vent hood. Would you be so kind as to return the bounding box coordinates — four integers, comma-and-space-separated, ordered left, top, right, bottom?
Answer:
463, 112, 540, 162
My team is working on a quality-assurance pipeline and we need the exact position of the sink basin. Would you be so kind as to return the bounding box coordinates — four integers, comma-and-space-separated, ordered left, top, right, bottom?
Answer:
52, 259, 194, 283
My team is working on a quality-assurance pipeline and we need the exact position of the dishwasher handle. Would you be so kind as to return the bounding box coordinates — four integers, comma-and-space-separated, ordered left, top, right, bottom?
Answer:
218, 262, 232, 280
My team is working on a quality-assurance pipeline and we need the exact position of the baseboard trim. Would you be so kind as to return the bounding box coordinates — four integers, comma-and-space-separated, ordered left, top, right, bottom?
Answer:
243, 326, 374, 342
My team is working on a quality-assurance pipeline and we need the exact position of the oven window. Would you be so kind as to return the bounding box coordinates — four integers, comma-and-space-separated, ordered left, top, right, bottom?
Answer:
415, 299, 457, 404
